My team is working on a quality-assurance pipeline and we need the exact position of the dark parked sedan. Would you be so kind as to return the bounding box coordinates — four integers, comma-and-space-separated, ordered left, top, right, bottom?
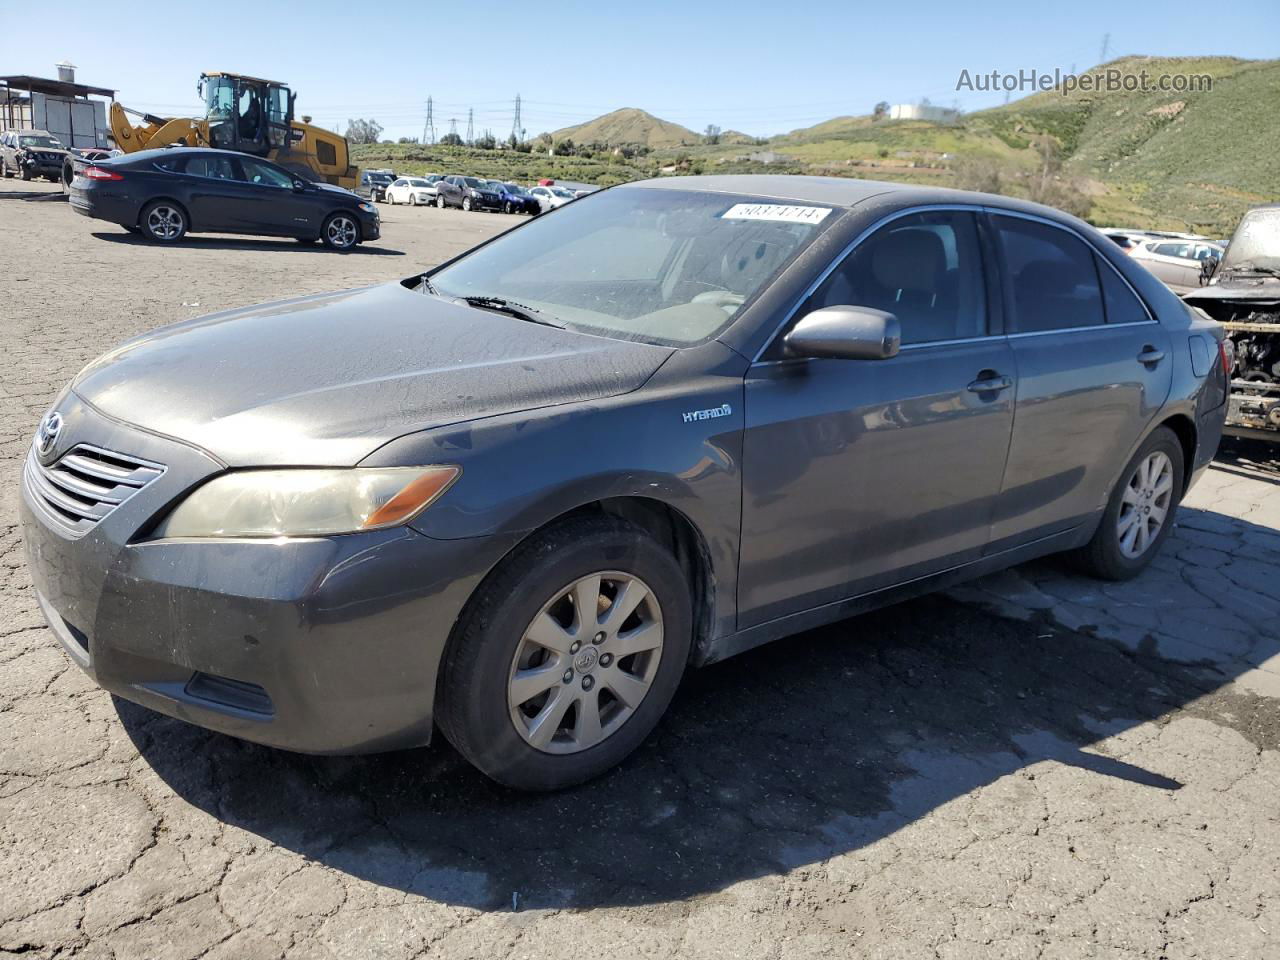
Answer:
490, 181, 539, 215
435, 175, 502, 212
69, 147, 380, 250
22, 176, 1226, 791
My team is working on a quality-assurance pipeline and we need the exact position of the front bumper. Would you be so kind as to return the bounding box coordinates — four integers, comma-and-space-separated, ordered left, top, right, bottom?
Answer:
19, 394, 513, 753
23, 156, 62, 176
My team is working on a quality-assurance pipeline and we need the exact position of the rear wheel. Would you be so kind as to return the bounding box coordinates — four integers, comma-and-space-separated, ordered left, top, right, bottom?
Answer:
1069, 426, 1183, 580
437, 515, 692, 791
139, 200, 187, 243
321, 212, 359, 251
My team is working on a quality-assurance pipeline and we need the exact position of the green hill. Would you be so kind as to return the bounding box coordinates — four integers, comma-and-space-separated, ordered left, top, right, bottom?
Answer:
358, 56, 1278, 233
550, 108, 700, 149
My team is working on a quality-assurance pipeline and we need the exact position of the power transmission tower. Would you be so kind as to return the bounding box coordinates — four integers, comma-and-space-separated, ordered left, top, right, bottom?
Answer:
510, 94, 522, 144
465, 108, 474, 146
447, 117, 458, 141
1099, 33, 1110, 64
422, 96, 436, 145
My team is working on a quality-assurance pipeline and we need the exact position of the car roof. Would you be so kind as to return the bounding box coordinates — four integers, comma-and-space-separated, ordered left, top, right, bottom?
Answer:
622, 174, 1094, 226
109, 146, 258, 164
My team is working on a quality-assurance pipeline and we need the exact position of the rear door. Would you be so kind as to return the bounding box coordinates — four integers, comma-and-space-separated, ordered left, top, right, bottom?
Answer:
986, 212, 1172, 548
738, 209, 1017, 627
179, 153, 248, 232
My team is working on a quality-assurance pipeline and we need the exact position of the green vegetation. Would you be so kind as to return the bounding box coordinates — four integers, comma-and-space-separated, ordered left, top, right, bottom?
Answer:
355, 56, 1279, 234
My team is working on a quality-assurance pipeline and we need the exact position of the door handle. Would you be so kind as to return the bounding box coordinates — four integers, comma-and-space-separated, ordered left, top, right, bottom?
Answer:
1137, 346, 1166, 366
967, 372, 1013, 394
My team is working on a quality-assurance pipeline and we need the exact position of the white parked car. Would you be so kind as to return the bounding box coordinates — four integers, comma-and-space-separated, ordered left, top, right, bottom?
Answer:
386, 176, 442, 206
528, 185, 576, 213
1129, 238, 1225, 293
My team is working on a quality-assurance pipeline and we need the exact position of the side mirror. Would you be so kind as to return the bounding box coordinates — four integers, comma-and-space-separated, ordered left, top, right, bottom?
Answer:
292, 180, 306, 192
784, 306, 901, 361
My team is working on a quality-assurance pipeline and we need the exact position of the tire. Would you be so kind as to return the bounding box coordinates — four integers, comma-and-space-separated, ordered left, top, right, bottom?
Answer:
20, 164, 31, 181
0, 157, 9, 178
437, 515, 693, 791
1069, 426, 1184, 581
436, 194, 446, 209
139, 200, 187, 243
462, 196, 473, 212
321, 211, 360, 251
387, 192, 396, 206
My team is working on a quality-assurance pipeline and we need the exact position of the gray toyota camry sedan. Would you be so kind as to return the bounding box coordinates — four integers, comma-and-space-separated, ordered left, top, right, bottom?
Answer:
21, 176, 1227, 790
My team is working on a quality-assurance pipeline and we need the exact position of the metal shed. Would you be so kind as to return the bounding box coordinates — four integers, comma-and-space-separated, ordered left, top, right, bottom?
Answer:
1, 65, 115, 148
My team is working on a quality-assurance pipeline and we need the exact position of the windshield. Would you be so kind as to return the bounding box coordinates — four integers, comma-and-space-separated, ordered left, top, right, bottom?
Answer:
20, 135, 60, 148
429, 187, 835, 346
551, 188, 574, 198
1221, 208, 1280, 272
462, 177, 484, 188
370, 174, 392, 183
504, 184, 525, 195
408, 178, 428, 186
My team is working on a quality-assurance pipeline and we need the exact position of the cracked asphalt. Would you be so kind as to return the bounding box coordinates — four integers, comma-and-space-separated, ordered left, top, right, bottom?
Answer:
2, 178, 1279, 959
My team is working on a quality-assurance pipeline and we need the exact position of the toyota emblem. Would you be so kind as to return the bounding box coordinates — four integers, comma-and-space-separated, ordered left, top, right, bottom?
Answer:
36, 411, 63, 459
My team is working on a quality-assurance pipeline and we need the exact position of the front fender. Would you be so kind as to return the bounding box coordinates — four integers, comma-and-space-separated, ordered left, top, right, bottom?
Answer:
360, 341, 749, 636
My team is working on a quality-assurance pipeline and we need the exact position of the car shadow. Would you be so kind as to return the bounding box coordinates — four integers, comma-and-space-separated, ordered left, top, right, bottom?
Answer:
0, 188, 65, 201
1214, 435, 1280, 483
117, 506, 1278, 911
90, 231, 405, 255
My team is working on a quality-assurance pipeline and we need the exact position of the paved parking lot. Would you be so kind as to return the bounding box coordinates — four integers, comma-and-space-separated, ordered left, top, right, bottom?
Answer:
2, 178, 1278, 959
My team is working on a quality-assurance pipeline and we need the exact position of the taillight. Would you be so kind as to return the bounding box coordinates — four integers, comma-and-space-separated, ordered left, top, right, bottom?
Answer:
1219, 339, 1231, 380
82, 166, 123, 181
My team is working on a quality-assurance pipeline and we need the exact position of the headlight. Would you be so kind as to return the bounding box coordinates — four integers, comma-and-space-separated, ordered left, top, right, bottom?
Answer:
358, 201, 376, 214
153, 467, 459, 539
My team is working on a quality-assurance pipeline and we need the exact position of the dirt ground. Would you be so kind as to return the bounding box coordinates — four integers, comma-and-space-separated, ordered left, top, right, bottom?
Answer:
2, 178, 1279, 959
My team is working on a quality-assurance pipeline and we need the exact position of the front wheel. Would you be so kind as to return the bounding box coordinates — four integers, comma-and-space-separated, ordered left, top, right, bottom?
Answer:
437, 515, 692, 791
436, 194, 446, 209
321, 212, 360, 251
1069, 426, 1183, 580
0, 157, 9, 178
462, 196, 473, 212
139, 200, 187, 243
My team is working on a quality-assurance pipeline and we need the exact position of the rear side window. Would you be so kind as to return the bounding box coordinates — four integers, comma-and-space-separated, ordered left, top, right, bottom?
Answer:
994, 215, 1104, 333
1097, 257, 1150, 325
807, 210, 987, 345
183, 155, 238, 180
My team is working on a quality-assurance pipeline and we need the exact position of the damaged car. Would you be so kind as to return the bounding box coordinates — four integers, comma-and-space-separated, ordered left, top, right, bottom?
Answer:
1183, 204, 1280, 440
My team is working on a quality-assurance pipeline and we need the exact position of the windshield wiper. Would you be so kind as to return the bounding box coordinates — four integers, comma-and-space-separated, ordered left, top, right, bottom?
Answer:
459, 295, 564, 328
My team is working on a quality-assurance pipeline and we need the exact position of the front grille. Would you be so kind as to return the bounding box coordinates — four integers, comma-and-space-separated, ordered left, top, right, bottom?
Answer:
25, 443, 165, 538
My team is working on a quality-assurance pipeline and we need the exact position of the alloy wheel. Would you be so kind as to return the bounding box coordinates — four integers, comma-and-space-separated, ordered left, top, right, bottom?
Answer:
507, 571, 664, 754
146, 205, 184, 240
1117, 451, 1173, 558
325, 215, 358, 249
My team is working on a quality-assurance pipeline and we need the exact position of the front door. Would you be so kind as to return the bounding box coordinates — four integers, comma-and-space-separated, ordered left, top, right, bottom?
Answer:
233, 157, 318, 237
738, 209, 1016, 628
986, 213, 1173, 548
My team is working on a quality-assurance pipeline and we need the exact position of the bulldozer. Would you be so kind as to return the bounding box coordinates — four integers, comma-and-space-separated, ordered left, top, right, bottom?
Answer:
107, 72, 358, 190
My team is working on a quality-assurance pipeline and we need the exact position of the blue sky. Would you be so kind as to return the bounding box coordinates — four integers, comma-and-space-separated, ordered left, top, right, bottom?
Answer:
2, 0, 1274, 140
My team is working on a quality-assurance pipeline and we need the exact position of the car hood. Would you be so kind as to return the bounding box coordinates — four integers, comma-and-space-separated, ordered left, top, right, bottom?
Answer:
72, 282, 673, 466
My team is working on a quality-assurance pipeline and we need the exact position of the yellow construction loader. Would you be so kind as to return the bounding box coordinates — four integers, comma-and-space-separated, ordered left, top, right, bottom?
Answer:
108, 72, 358, 190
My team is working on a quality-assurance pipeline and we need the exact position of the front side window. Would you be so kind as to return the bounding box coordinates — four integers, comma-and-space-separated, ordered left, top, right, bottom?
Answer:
805, 210, 987, 345
240, 158, 293, 188
430, 187, 834, 346
994, 215, 1104, 333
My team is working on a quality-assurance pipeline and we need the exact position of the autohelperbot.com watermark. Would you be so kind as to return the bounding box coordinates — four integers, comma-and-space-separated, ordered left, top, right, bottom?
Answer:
956, 68, 1213, 97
